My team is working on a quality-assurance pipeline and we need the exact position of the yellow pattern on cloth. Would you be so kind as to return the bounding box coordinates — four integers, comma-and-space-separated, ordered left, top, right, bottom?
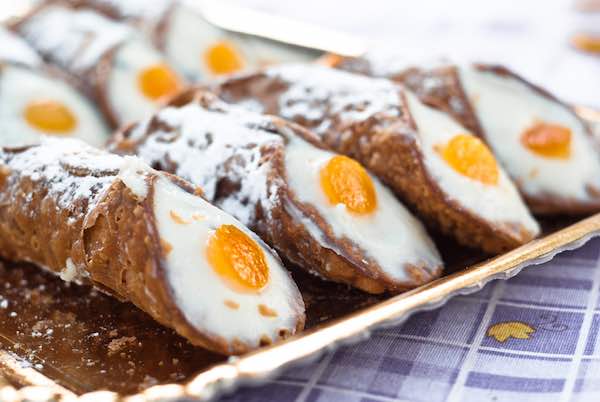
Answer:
487, 321, 536, 343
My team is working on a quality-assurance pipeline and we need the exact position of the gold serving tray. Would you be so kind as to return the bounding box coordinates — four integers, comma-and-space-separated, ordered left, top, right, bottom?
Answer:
1, 2, 600, 401
1, 214, 600, 402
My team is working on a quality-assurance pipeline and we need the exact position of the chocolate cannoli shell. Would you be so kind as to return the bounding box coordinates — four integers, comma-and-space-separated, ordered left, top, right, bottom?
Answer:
329, 56, 600, 215
471, 64, 600, 215
9, 1, 174, 129
213, 72, 537, 254
328, 56, 483, 137
0, 143, 294, 354
114, 90, 438, 293
65, 0, 174, 48
9, 1, 121, 128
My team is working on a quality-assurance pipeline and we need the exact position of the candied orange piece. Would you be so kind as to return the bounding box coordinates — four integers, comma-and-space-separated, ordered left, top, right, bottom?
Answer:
206, 224, 269, 292
138, 63, 181, 101
571, 33, 600, 54
521, 122, 571, 159
204, 41, 245, 75
440, 134, 499, 185
23, 100, 77, 134
320, 155, 377, 214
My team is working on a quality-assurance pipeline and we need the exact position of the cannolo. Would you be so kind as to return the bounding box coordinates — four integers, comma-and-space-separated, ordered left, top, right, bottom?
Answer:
213, 64, 540, 253
66, 0, 315, 81
0, 27, 109, 147
0, 138, 304, 355
11, 2, 184, 128
327, 54, 600, 215
110, 90, 442, 294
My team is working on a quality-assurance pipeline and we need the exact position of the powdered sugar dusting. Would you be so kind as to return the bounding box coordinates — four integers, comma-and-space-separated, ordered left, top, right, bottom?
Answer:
82, 0, 171, 21
17, 4, 132, 72
60, 258, 79, 282
356, 49, 450, 78
80, 0, 173, 24
334, 53, 468, 120
0, 138, 122, 214
126, 101, 283, 226
117, 156, 152, 199
0, 27, 41, 67
267, 64, 401, 135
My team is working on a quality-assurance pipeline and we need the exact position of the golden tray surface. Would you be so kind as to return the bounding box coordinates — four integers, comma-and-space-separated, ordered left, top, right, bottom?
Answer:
0, 212, 599, 402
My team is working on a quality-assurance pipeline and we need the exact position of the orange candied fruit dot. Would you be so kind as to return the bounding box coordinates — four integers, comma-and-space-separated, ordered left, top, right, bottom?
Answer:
571, 33, 600, 54
520, 122, 572, 159
23, 100, 77, 134
317, 53, 344, 67
206, 224, 269, 292
138, 63, 182, 101
439, 133, 499, 185
204, 41, 245, 75
320, 155, 378, 215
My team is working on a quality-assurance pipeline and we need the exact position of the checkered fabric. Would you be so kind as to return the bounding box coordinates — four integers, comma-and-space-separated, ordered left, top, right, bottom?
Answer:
221, 237, 600, 402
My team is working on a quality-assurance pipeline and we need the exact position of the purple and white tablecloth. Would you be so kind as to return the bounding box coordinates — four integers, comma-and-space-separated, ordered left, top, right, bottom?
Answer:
222, 238, 600, 402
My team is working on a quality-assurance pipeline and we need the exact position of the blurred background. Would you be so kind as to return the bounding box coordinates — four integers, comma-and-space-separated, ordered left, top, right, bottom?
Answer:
1, 0, 597, 106
232, 0, 600, 108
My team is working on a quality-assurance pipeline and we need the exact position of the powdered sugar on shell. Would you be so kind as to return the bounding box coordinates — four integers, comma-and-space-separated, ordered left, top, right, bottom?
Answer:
17, 4, 132, 72
0, 26, 41, 67
269, 64, 401, 135
0, 138, 304, 352
129, 102, 282, 227
124, 98, 442, 286
0, 138, 122, 213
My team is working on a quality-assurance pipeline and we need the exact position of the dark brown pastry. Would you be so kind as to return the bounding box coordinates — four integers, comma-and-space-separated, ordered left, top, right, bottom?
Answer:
213, 64, 540, 253
0, 26, 110, 147
327, 55, 600, 215
0, 138, 304, 355
110, 89, 443, 294
10, 1, 184, 128
65, 0, 315, 81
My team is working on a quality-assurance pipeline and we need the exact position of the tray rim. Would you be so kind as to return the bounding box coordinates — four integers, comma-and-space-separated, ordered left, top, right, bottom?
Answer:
2, 212, 600, 402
